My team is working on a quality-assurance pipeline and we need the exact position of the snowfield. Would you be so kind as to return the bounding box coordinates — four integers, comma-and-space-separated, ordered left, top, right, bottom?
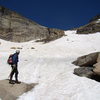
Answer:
0, 30, 100, 100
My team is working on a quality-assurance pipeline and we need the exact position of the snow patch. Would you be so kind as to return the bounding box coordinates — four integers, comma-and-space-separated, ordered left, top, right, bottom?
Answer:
0, 30, 100, 100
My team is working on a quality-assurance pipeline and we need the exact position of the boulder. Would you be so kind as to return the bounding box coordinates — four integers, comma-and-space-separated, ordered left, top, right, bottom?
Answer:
72, 52, 100, 82
72, 52, 100, 67
74, 67, 94, 78
73, 52, 100, 82
0, 79, 37, 100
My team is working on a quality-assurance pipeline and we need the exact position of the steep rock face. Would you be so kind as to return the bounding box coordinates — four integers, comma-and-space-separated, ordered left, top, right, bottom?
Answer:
0, 6, 64, 42
77, 14, 100, 34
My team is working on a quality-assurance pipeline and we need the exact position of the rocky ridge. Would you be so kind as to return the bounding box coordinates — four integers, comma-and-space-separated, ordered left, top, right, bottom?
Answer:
77, 14, 100, 34
0, 6, 64, 42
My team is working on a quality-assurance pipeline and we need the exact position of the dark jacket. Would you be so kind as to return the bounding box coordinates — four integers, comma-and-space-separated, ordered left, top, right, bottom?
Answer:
12, 53, 19, 64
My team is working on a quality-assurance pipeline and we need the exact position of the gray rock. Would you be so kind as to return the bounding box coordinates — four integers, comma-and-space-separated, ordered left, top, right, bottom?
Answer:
0, 79, 37, 100
0, 6, 64, 42
74, 67, 94, 78
72, 52, 100, 67
73, 52, 100, 82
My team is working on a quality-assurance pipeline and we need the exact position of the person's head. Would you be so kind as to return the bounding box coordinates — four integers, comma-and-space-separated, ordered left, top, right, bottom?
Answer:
16, 50, 20, 55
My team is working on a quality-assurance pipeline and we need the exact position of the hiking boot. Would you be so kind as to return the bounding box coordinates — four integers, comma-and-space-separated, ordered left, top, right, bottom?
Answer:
9, 81, 15, 84
15, 80, 21, 84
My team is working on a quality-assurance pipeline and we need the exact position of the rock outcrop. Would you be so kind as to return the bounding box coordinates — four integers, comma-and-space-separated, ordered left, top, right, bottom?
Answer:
0, 79, 37, 100
72, 52, 100, 81
77, 14, 100, 34
0, 6, 64, 42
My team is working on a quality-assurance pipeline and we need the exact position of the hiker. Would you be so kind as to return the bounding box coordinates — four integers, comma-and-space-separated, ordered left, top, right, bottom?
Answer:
9, 50, 20, 84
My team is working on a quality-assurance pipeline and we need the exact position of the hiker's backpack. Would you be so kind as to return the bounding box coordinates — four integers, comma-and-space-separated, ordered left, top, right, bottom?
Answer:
7, 54, 13, 65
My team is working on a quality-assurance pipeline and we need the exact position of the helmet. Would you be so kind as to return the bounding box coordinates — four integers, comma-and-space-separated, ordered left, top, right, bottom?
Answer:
16, 50, 20, 54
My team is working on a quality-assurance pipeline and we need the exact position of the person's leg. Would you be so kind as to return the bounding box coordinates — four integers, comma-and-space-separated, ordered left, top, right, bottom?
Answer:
15, 64, 21, 84
15, 68, 19, 82
9, 65, 15, 83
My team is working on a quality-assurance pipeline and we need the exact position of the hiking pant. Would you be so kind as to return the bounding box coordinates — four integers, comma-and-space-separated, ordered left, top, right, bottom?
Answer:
10, 64, 19, 81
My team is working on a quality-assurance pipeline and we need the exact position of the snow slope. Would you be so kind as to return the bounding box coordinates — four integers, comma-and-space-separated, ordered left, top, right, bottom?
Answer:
0, 30, 100, 100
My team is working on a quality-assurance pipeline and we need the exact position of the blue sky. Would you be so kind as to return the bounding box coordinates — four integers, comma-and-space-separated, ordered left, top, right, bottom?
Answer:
0, 0, 100, 30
